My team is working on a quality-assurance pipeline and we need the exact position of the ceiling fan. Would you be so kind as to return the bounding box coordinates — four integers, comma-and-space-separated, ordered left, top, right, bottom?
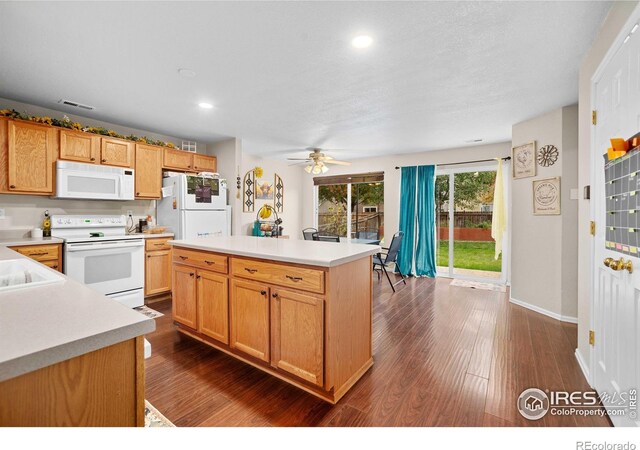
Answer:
287, 148, 351, 174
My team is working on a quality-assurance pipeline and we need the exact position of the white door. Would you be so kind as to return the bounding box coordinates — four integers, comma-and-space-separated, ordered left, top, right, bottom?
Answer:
592, 17, 640, 427
182, 210, 230, 239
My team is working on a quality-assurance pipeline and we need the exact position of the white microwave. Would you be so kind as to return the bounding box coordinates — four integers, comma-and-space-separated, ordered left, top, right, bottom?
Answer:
55, 160, 135, 200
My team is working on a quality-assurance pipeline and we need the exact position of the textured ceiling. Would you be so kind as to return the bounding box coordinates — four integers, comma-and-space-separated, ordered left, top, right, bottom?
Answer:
0, 1, 611, 159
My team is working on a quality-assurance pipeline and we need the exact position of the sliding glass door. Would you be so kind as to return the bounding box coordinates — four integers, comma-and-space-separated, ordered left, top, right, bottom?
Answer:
315, 176, 385, 241
436, 163, 507, 283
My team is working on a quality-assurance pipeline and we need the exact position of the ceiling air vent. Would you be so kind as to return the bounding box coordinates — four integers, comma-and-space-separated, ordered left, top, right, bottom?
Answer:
57, 99, 95, 111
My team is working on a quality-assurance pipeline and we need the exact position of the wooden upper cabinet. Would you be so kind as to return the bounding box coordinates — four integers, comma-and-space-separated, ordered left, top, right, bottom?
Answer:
271, 288, 324, 386
172, 264, 198, 329
230, 279, 270, 362
163, 148, 192, 171
192, 154, 216, 172
59, 130, 99, 164
101, 138, 134, 167
135, 144, 163, 198
6, 120, 56, 194
198, 270, 229, 344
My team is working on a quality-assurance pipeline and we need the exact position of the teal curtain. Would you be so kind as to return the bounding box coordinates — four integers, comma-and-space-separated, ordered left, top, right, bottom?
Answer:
415, 165, 436, 277
397, 166, 417, 276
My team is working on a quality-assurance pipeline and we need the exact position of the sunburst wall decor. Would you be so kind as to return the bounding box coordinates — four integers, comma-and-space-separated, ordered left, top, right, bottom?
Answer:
537, 145, 559, 167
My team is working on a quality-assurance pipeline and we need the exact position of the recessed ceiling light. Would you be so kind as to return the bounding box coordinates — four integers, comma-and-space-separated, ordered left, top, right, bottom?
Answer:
198, 102, 213, 109
351, 35, 373, 49
178, 68, 196, 78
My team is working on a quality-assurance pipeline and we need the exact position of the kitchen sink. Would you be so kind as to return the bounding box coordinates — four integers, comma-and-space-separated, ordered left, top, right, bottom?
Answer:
0, 259, 65, 293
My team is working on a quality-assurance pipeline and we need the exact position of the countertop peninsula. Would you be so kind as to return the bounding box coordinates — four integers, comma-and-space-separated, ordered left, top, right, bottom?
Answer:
169, 235, 380, 267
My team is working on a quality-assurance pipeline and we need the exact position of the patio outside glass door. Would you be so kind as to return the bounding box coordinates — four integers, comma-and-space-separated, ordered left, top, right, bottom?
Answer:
436, 163, 507, 283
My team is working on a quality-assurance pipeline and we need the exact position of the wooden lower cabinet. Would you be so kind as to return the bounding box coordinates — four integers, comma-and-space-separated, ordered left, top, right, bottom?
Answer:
172, 264, 197, 329
171, 248, 373, 403
198, 271, 229, 344
230, 279, 270, 362
271, 288, 324, 386
9, 243, 63, 273
0, 337, 145, 426
145, 249, 172, 296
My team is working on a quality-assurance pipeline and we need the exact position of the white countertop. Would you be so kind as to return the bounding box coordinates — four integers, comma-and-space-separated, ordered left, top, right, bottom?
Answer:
0, 236, 64, 247
170, 236, 381, 267
132, 232, 174, 239
0, 246, 155, 383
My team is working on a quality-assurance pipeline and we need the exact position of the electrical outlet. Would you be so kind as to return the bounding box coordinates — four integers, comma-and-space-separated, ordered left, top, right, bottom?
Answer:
126, 210, 133, 217
0, 208, 5, 219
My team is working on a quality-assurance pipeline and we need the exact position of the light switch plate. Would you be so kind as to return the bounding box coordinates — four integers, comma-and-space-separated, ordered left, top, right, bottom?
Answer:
0, 208, 5, 219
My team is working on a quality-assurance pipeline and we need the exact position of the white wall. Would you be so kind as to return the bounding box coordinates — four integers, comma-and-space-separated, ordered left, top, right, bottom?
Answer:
577, 1, 639, 371
510, 105, 579, 320
301, 142, 512, 242
0, 97, 224, 236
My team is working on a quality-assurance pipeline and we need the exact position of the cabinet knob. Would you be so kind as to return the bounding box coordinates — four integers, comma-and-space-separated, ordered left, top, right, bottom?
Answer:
272, 293, 278, 298
187, 165, 191, 168
9, 185, 15, 189
90, 157, 95, 161
260, 290, 267, 295
136, 192, 140, 195
197, 275, 202, 279
190, 272, 195, 277
147, 255, 151, 258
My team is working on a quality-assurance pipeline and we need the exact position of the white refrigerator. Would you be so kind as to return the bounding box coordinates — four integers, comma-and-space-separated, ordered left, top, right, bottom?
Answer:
158, 174, 231, 240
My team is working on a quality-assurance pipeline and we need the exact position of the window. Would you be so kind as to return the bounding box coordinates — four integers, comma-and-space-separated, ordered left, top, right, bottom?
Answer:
314, 172, 384, 240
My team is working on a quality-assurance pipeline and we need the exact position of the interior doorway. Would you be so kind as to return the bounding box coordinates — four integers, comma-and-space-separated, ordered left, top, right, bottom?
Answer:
435, 163, 508, 283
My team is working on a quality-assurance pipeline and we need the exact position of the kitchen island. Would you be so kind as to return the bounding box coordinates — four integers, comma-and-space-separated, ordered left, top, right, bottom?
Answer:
0, 246, 155, 426
169, 236, 380, 403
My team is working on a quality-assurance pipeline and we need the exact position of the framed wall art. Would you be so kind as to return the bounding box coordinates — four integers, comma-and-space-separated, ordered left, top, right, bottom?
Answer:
533, 176, 561, 215
512, 141, 537, 179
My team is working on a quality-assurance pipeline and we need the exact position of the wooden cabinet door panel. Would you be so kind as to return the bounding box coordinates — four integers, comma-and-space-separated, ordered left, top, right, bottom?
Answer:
271, 289, 324, 386
198, 270, 229, 344
59, 130, 99, 163
101, 138, 133, 167
192, 154, 216, 172
230, 279, 270, 362
163, 148, 192, 171
135, 144, 162, 198
146, 250, 172, 296
41, 259, 62, 272
172, 264, 197, 328
7, 121, 55, 193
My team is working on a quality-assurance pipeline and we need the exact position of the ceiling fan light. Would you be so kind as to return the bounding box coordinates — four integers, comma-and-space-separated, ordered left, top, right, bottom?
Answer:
304, 165, 313, 173
312, 164, 323, 175
321, 165, 329, 174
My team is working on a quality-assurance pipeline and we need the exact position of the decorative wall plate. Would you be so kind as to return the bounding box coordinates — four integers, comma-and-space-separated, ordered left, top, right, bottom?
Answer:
537, 145, 559, 167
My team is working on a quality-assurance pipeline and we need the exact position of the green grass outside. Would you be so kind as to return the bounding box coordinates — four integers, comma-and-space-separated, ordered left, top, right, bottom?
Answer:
437, 240, 502, 272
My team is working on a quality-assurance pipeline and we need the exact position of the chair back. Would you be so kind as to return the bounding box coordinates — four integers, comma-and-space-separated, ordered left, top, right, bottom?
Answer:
302, 228, 318, 241
383, 231, 404, 264
312, 232, 340, 243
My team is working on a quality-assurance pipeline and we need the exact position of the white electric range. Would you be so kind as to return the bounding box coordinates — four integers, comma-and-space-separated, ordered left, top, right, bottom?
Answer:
51, 215, 145, 307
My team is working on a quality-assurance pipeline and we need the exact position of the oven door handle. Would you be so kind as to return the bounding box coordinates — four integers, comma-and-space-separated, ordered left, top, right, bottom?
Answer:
66, 241, 144, 252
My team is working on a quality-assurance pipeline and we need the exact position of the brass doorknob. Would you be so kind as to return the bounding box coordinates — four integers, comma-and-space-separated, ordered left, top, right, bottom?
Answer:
605, 257, 633, 274
604, 257, 614, 267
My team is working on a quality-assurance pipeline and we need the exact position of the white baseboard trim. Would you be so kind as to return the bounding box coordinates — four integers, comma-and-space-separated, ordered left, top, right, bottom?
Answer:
575, 349, 592, 387
509, 297, 578, 323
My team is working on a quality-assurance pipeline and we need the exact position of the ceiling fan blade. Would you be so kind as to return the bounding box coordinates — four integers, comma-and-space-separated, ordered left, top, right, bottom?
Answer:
288, 161, 309, 166
287, 158, 312, 161
324, 160, 351, 166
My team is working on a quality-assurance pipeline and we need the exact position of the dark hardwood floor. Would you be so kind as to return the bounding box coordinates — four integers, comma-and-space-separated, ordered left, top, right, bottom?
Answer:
145, 276, 610, 427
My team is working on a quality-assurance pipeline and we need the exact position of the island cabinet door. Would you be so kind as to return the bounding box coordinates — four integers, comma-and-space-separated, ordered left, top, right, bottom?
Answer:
172, 264, 197, 329
230, 279, 270, 362
271, 288, 324, 387
197, 270, 229, 344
